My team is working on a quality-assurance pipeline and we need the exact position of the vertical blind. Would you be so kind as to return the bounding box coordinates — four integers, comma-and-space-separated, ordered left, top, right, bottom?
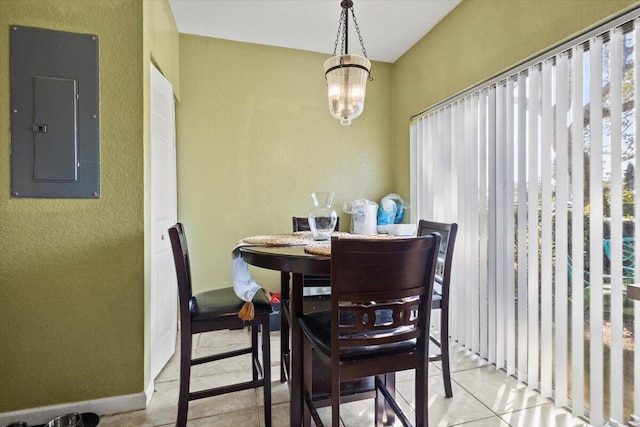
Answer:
412, 10, 640, 426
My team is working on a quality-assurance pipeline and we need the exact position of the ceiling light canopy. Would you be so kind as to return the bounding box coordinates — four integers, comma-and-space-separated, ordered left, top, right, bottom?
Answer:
324, 0, 372, 126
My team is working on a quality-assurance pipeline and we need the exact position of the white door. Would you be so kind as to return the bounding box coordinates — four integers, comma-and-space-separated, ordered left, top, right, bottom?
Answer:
150, 63, 178, 381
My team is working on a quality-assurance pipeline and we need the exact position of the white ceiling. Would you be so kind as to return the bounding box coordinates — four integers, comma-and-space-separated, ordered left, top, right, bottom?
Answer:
168, 0, 461, 63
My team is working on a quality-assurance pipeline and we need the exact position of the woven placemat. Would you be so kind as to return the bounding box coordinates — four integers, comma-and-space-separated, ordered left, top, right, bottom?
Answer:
304, 242, 331, 256
337, 233, 398, 240
242, 234, 316, 246
303, 233, 400, 256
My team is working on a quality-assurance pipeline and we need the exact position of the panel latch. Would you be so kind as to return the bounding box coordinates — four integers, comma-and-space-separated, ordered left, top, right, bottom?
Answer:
32, 123, 48, 133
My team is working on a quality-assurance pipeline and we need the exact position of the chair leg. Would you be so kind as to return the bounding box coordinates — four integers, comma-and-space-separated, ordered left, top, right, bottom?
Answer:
261, 319, 272, 427
440, 309, 453, 398
177, 331, 192, 427
252, 325, 259, 382
302, 338, 312, 427
415, 364, 428, 427
374, 372, 396, 427
331, 361, 340, 427
374, 375, 384, 426
383, 373, 396, 426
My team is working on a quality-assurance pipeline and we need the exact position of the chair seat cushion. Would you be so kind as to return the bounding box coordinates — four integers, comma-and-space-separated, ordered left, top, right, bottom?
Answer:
299, 311, 417, 361
190, 287, 271, 322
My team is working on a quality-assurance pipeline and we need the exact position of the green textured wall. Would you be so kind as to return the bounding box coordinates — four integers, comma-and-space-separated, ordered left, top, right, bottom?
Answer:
177, 34, 392, 293
0, 0, 144, 411
391, 0, 639, 199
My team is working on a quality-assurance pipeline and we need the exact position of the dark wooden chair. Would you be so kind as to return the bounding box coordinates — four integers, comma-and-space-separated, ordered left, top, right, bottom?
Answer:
298, 234, 441, 427
417, 219, 458, 398
278, 217, 340, 383
168, 223, 272, 427
292, 216, 340, 233
292, 216, 340, 294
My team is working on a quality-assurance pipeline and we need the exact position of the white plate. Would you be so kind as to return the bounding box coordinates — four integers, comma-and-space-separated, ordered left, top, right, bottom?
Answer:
377, 224, 417, 236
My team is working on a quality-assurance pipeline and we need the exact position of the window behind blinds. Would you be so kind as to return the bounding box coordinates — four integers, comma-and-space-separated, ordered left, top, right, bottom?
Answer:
411, 8, 640, 425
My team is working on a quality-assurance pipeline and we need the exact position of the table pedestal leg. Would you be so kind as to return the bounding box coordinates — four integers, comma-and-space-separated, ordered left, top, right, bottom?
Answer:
290, 272, 304, 427
280, 272, 290, 383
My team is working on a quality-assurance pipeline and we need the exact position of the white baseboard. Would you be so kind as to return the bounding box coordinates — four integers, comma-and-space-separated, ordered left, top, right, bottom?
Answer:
0, 392, 146, 426
145, 379, 155, 407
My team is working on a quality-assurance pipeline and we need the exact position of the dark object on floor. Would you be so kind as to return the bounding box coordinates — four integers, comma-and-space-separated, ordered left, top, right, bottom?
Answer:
79, 413, 99, 427
269, 301, 281, 331
45, 413, 82, 427
21, 412, 98, 427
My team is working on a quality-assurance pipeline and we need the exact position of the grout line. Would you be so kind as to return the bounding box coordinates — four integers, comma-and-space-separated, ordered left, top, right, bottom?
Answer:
452, 414, 513, 427
448, 374, 503, 421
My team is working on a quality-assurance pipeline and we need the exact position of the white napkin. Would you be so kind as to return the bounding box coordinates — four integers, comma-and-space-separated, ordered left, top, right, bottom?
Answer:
231, 244, 261, 303
231, 235, 315, 319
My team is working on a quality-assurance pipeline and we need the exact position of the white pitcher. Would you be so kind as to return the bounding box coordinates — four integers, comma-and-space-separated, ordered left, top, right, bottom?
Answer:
343, 198, 378, 234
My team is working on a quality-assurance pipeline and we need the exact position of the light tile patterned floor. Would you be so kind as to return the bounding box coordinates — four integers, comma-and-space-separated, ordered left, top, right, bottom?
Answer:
99, 329, 591, 426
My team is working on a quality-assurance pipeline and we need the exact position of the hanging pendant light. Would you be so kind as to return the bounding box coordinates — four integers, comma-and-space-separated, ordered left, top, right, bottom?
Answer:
324, 0, 372, 126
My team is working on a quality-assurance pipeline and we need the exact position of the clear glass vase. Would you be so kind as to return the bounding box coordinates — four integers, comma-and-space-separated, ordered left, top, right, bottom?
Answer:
308, 192, 338, 240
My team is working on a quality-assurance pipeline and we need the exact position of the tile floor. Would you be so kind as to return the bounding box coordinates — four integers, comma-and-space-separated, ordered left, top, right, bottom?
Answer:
100, 329, 592, 426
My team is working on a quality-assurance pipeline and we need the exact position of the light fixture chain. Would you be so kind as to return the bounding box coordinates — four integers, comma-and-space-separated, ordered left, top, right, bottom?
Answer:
350, 6, 368, 59
332, 8, 346, 57
340, 8, 347, 56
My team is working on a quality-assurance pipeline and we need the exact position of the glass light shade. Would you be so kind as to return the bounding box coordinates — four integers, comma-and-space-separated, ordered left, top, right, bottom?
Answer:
324, 54, 371, 126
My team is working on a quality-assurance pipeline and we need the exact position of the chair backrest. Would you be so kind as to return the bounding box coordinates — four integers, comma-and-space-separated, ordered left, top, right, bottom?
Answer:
329, 234, 440, 351
417, 220, 458, 298
292, 216, 340, 232
168, 223, 194, 325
